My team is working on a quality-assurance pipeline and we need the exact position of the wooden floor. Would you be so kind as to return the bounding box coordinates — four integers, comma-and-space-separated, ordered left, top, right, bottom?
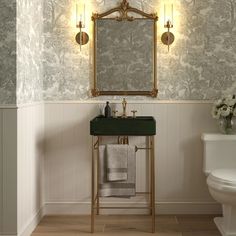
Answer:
32, 215, 221, 236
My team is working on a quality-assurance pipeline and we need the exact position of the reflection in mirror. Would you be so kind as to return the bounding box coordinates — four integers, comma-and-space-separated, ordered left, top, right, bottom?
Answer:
96, 19, 154, 92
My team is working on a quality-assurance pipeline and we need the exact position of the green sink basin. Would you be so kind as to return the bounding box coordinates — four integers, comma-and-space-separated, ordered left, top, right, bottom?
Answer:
90, 115, 156, 136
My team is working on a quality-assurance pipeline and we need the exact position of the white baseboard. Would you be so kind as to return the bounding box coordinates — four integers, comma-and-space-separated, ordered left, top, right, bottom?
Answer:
156, 202, 222, 215
0, 234, 17, 236
0, 235, 17, 236
44, 201, 222, 215
18, 207, 44, 236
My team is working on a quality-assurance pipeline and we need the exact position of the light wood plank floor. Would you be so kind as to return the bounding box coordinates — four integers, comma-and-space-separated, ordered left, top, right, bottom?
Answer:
32, 215, 221, 236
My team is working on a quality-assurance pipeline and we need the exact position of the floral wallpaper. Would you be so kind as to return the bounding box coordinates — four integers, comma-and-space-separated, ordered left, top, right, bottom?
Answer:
1, 0, 236, 104
0, 0, 44, 105
0, 0, 16, 105
16, 0, 44, 104
43, 0, 236, 101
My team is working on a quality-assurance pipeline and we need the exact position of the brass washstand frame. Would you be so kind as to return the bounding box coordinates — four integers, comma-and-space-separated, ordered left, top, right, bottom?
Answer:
91, 0, 158, 97
91, 135, 156, 233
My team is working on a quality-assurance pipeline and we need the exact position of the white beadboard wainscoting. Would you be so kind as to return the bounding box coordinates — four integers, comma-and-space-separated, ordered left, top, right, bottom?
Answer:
17, 104, 45, 236
44, 102, 221, 215
0, 101, 223, 236
0, 104, 45, 236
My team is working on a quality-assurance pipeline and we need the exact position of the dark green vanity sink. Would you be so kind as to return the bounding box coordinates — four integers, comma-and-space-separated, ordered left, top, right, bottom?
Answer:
90, 115, 156, 136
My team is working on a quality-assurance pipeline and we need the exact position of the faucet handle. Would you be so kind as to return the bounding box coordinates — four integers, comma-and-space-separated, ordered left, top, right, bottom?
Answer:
131, 110, 137, 118
112, 110, 118, 118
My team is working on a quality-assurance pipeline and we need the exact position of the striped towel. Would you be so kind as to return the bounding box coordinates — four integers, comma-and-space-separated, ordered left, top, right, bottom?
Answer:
99, 145, 136, 197
106, 144, 128, 181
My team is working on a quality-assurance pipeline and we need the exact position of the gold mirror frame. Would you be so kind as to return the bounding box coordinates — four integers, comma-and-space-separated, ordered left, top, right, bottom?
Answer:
91, 0, 158, 97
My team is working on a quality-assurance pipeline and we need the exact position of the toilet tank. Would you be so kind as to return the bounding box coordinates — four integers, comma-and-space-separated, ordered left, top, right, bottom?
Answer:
201, 134, 236, 175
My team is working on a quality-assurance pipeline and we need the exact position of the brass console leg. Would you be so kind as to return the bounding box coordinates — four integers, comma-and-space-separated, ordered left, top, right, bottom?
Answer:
96, 137, 100, 215
149, 136, 152, 216
151, 136, 155, 233
91, 136, 95, 233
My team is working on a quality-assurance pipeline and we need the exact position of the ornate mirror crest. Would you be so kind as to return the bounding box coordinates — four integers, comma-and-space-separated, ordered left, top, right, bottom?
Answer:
92, 0, 158, 22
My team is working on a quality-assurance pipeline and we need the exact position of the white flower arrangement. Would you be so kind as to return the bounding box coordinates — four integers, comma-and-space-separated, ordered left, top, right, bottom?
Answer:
212, 95, 236, 120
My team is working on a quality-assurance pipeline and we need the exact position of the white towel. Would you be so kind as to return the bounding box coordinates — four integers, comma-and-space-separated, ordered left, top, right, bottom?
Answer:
106, 144, 128, 181
99, 145, 136, 197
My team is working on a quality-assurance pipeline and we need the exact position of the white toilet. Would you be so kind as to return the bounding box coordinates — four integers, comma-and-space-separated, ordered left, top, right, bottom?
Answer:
202, 134, 236, 236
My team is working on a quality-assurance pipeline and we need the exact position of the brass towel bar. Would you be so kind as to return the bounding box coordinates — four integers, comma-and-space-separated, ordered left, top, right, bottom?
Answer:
93, 137, 151, 152
93, 145, 151, 152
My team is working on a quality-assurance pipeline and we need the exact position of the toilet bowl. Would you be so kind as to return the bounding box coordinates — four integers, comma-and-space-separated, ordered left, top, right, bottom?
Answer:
202, 134, 236, 236
207, 169, 236, 236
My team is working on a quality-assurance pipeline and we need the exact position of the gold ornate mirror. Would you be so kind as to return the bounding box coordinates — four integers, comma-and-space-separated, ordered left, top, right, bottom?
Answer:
91, 0, 158, 97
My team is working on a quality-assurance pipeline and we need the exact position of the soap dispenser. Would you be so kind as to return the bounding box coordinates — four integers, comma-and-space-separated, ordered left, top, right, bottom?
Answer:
104, 101, 111, 118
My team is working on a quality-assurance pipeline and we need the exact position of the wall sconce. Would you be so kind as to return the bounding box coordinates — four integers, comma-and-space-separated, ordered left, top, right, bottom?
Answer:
161, 4, 175, 51
75, 2, 89, 50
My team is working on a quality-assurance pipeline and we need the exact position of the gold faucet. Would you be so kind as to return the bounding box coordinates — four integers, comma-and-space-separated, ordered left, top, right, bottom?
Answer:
122, 98, 127, 118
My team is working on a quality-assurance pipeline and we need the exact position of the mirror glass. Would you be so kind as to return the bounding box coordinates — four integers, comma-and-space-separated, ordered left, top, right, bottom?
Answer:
96, 19, 154, 92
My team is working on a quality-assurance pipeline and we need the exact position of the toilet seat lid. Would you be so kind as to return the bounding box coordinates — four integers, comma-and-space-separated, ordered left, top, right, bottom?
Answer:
209, 169, 236, 186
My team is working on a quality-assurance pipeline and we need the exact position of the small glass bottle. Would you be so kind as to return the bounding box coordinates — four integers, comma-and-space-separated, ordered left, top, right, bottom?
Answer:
104, 101, 111, 118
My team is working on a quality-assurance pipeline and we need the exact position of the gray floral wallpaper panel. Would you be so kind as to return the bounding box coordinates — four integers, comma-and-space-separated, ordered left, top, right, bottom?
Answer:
1, 0, 236, 104
0, 0, 16, 105
16, 0, 44, 104
43, 0, 236, 101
